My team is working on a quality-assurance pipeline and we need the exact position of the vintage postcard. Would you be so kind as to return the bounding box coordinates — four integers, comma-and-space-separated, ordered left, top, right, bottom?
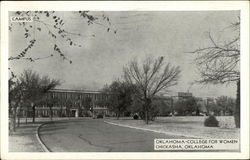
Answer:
1, 1, 249, 160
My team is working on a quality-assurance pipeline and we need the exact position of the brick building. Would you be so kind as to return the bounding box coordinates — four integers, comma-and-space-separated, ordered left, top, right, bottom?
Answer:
19, 89, 113, 118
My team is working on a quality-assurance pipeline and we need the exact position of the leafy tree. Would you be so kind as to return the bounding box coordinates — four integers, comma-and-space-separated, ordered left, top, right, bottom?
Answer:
191, 20, 240, 127
19, 69, 60, 123
216, 96, 235, 116
75, 98, 83, 117
131, 97, 172, 119
174, 97, 200, 116
123, 56, 181, 124
185, 97, 198, 115
129, 95, 144, 118
46, 96, 60, 121
9, 77, 23, 131
174, 99, 186, 116
101, 80, 134, 119
82, 97, 93, 117
65, 99, 73, 117
96, 96, 108, 108
8, 69, 60, 131
205, 98, 220, 116
152, 98, 172, 117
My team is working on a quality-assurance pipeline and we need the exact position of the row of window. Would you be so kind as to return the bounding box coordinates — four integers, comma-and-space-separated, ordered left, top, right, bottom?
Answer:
46, 91, 109, 101
38, 104, 107, 109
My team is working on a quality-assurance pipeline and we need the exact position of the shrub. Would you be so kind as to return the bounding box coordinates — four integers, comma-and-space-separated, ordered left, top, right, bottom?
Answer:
138, 112, 144, 120
97, 114, 103, 118
82, 111, 91, 117
61, 113, 67, 117
204, 115, 219, 127
133, 114, 139, 120
124, 111, 131, 117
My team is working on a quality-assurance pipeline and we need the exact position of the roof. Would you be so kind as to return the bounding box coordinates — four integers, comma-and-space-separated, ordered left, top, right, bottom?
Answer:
49, 88, 102, 94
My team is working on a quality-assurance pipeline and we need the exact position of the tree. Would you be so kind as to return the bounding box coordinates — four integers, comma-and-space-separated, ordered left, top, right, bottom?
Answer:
129, 95, 144, 118
216, 96, 235, 116
65, 99, 73, 117
82, 97, 93, 117
174, 99, 184, 116
9, 77, 23, 131
174, 97, 198, 116
46, 96, 60, 121
123, 56, 181, 124
205, 98, 219, 116
8, 69, 60, 131
185, 97, 198, 115
19, 69, 60, 123
191, 20, 240, 127
75, 97, 83, 117
130, 97, 172, 119
152, 98, 172, 117
101, 80, 134, 119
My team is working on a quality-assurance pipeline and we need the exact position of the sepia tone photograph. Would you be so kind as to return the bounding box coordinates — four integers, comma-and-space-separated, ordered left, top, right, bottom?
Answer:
1, 1, 249, 159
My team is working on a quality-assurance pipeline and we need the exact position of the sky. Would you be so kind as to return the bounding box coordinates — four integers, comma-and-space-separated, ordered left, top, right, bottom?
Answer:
9, 11, 239, 98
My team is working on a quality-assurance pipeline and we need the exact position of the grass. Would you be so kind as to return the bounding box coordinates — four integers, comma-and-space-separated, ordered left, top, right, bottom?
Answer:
105, 116, 240, 139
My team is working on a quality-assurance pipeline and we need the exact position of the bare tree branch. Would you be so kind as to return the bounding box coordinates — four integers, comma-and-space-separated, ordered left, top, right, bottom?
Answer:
190, 21, 240, 84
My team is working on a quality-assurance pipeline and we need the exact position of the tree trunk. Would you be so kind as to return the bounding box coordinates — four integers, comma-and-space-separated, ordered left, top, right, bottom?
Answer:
60, 104, 63, 117
116, 112, 120, 120
17, 111, 20, 127
32, 104, 36, 123
145, 107, 149, 124
143, 98, 152, 125
116, 108, 120, 120
50, 106, 53, 121
234, 80, 240, 128
67, 110, 69, 119
12, 107, 17, 132
196, 106, 200, 116
92, 107, 95, 119
25, 107, 28, 124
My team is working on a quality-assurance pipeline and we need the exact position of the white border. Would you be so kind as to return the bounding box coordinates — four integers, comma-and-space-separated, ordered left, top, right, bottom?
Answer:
1, 1, 249, 159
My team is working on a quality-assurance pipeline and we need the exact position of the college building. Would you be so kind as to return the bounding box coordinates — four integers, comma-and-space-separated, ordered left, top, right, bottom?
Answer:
21, 89, 114, 118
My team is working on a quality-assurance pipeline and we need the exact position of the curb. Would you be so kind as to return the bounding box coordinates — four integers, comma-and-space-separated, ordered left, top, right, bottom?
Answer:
36, 122, 52, 152
35, 118, 88, 152
104, 121, 204, 139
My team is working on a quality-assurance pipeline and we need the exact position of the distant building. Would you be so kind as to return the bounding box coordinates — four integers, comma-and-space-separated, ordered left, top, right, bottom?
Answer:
177, 92, 192, 100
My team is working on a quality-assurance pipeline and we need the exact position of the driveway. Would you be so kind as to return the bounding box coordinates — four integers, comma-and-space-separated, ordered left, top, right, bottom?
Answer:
39, 118, 189, 152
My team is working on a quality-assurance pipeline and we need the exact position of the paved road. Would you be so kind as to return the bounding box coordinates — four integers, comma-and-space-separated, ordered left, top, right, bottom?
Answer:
39, 118, 188, 152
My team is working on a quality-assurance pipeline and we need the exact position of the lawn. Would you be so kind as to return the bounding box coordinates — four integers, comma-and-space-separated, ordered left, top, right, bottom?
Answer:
105, 116, 239, 139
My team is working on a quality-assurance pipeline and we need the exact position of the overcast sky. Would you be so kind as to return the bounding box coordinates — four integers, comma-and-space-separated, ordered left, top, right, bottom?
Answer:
9, 11, 239, 98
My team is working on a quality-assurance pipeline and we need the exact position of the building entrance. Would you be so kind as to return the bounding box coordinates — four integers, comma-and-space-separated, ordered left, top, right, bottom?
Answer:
70, 109, 79, 117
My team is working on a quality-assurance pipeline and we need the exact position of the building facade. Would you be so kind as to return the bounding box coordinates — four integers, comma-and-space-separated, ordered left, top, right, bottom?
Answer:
20, 89, 113, 118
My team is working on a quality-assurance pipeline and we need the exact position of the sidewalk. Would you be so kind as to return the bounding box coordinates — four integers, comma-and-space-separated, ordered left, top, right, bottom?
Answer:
104, 116, 240, 139
9, 122, 44, 152
9, 117, 72, 152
